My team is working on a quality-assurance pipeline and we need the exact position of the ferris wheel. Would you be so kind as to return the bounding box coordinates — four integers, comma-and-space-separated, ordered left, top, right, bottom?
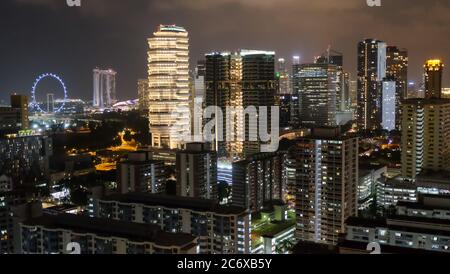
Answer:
31, 73, 68, 113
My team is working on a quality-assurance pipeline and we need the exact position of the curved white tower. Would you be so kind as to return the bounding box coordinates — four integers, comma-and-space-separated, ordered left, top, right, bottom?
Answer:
148, 25, 190, 149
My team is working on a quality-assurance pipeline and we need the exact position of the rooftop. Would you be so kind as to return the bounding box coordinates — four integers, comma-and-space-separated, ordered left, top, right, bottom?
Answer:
346, 215, 450, 237
402, 98, 450, 105
158, 25, 187, 33
397, 194, 450, 210
240, 50, 275, 56
23, 213, 196, 247
339, 240, 440, 254
417, 169, 450, 183
101, 193, 248, 215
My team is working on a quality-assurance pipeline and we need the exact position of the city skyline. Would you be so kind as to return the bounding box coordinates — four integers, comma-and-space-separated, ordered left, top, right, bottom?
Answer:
3, 0, 450, 258
1, 0, 450, 102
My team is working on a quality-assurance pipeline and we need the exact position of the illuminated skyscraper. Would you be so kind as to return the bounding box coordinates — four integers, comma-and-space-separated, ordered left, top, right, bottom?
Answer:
93, 68, 117, 108
316, 49, 351, 112
241, 50, 276, 157
386, 47, 408, 129
293, 63, 338, 127
192, 61, 206, 139
424, 59, 444, 99
276, 58, 294, 128
137, 79, 149, 113
357, 39, 387, 131
443, 88, 450, 99
10, 94, 29, 130
205, 51, 242, 158
205, 50, 276, 158
147, 25, 190, 149
349, 80, 357, 109
276, 58, 292, 95
381, 80, 396, 131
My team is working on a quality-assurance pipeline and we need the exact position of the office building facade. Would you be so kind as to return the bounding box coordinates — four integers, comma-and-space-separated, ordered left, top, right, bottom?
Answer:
386, 46, 408, 129
293, 63, 338, 127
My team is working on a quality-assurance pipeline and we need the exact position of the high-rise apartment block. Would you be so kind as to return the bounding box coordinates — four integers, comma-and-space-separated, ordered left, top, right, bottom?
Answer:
402, 60, 450, 179
176, 143, 218, 200
289, 127, 359, 245
231, 152, 286, 212
401, 99, 450, 179
117, 151, 166, 194
0, 132, 52, 187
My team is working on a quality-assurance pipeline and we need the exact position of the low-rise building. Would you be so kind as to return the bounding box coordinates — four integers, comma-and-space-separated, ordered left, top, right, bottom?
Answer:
89, 193, 251, 254
416, 169, 450, 196
251, 203, 296, 254
376, 176, 417, 209
344, 195, 450, 253
358, 166, 387, 210
20, 213, 198, 254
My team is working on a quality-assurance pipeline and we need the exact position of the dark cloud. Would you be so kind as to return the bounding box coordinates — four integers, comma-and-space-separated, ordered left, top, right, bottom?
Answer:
1, 0, 449, 102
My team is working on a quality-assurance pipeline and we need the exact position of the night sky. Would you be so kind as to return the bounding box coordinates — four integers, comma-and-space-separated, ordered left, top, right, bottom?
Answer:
1, 0, 449, 102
